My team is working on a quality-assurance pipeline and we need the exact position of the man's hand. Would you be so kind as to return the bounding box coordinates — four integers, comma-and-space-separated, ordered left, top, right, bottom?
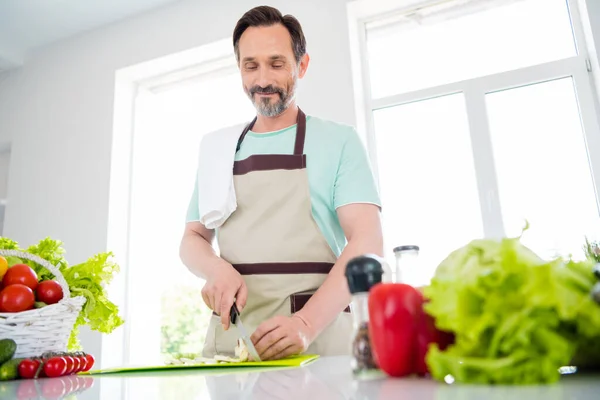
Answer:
293, 203, 383, 340
201, 259, 248, 331
180, 221, 248, 331
251, 315, 314, 360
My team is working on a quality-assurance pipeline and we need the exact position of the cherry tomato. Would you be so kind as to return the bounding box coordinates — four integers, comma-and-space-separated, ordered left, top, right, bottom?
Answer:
63, 356, 74, 375
71, 356, 81, 373
0, 284, 35, 312
18, 359, 40, 379
83, 354, 94, 372
2, 264, 38, 291
43, 357, 67, 378
77, 356, 88, 373
35, 280, 63, 305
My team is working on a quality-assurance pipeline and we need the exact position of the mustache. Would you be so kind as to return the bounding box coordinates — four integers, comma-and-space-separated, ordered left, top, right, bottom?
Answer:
249, 85, 285, 97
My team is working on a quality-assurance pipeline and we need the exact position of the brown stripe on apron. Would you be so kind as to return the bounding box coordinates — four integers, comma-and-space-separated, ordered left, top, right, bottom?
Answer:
201, 108, 353, 359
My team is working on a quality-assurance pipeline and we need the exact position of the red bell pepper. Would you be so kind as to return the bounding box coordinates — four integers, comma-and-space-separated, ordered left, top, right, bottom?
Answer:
368, 283, 454, 378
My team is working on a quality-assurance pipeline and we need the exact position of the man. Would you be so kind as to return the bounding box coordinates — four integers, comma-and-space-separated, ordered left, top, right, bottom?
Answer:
180, 5, 383, 361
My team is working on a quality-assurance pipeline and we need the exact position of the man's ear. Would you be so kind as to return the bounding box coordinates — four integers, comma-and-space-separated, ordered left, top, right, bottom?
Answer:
298, 53, 310, 79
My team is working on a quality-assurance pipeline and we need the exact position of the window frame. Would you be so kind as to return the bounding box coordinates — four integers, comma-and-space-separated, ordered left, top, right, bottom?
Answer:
347, 0, 600, 240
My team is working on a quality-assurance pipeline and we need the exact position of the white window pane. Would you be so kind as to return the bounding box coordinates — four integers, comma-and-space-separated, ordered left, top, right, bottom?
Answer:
127, 70, 255, 365
486, 77, 600, 260
366, 0, 576, 98
373, 94, 484, 286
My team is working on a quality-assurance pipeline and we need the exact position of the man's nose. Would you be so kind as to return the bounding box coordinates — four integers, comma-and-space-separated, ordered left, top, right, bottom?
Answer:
257, 68, 274, 88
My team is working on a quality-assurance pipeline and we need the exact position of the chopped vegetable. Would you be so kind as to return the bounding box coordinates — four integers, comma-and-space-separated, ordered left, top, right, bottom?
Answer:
423, 228, 600, 384
235, 338, 249, 362
166, 339, 252, 365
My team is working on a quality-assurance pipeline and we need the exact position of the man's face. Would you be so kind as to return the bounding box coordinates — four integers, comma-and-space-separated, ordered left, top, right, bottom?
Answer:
238, 24, 309, 117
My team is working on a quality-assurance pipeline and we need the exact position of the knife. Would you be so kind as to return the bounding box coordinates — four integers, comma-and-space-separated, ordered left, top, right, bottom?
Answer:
230, 303, 262, 362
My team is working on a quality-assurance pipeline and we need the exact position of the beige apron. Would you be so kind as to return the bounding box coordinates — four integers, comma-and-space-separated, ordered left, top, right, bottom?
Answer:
202, 108, 353, 359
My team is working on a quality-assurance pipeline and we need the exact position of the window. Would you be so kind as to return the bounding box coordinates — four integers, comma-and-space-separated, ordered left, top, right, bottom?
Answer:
373, 93, 483, 286
366, 0, 578, 98
486, 77, 600, 260
349, 0, 600, 285
125, 57, 254, 370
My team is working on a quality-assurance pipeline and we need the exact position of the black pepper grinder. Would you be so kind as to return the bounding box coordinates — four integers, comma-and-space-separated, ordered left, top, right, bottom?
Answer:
345, 254, 384, 377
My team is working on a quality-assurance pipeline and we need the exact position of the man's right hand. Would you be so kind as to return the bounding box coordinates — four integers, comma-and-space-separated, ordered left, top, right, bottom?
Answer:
201, 259, 248, 331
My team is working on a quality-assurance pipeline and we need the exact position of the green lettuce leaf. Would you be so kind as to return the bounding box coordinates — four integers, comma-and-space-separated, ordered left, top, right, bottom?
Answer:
63, 252, 124, 349
423, 233, 600, 384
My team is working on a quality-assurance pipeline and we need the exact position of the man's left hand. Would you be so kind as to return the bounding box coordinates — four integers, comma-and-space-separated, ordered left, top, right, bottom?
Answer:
251, 315, 314, 360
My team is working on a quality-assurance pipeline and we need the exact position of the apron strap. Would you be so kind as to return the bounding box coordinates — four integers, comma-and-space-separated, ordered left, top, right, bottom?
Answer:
293, 108, 307, 156
236, 117, 257, 153
235, 107, 307, 155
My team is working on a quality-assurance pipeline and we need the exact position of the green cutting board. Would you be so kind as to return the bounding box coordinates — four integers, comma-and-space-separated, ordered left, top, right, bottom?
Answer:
82, 354, 320, 376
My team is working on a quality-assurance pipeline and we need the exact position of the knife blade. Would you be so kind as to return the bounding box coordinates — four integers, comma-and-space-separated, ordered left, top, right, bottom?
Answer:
231, 303, 262, 362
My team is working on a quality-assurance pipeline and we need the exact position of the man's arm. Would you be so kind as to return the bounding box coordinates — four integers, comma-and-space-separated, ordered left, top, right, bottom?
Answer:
180, 222, 221, 280
293, 203, 384, 337
179, 222, 248, 329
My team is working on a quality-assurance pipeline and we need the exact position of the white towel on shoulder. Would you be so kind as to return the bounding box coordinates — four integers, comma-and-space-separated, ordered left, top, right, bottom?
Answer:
197, 122, 248, 229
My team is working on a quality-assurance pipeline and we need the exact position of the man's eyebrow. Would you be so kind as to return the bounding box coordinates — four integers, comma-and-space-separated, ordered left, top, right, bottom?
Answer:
241, 55, 288, 62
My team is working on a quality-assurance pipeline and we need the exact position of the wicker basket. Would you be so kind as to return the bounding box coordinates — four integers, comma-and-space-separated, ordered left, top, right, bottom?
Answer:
0, 249, 86, 358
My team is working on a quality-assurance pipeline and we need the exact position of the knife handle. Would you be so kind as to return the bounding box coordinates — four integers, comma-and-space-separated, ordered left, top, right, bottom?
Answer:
230, 303, 239, 324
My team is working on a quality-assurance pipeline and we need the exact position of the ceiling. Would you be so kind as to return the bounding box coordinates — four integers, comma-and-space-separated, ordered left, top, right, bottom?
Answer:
0, 0, 183, 71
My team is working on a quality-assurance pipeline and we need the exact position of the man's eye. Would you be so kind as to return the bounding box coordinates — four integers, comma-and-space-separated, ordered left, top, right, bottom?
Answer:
273, 63, 284, 68
246, 64, 257, 70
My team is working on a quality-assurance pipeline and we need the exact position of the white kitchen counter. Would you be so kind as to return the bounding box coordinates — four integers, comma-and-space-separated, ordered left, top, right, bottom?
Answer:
2, 356, 598, 399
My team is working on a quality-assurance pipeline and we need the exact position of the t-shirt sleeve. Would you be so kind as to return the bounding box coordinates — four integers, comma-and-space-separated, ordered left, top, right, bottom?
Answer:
333, 128, 382, 210
185, 172, 200, 222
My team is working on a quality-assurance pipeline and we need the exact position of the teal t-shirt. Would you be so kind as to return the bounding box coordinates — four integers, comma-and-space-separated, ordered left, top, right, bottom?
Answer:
186, 115, 381, 257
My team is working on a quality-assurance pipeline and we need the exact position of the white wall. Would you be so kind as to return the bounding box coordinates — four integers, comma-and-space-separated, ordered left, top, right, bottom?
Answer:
0, 0, 357, 365
0, 150, 9, 235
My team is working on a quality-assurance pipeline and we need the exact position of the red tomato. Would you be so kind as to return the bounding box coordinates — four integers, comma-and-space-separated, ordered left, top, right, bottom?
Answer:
0, 284, 35, 312
71, 356, 81, 373
36, 280, 63, 305
83, 354, 94, 371
368, 283, 422, 377
43, 357, 67, 378
77, 356, 88, 372
18, 359, 40, 379
63, 356, 75, 375
2, 264, 38, 291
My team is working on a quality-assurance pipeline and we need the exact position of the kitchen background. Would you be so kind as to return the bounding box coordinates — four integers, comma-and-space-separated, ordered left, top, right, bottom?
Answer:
0, 0, 599, 398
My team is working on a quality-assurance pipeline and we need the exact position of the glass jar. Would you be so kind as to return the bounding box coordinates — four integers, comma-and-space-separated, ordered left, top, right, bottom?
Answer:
345, 254, 384, 377
393, 245, 420, 284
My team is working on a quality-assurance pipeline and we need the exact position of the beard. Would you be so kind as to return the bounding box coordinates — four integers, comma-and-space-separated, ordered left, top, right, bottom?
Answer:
245, 78, 297, 117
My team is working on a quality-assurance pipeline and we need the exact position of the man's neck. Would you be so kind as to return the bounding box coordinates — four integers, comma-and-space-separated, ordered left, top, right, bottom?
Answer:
252, 103, 299, 133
